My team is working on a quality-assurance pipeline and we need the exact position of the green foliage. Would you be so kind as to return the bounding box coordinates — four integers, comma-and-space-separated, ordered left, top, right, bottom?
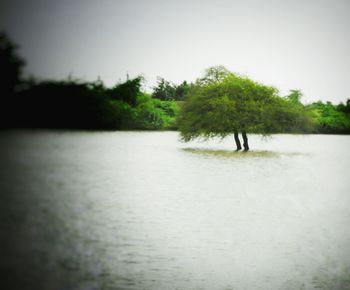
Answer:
107, 92, 179, 130
264, 97, 314, 134
307, 101, 350, 134
152, 78, 176, 101
337, 99, 350, 114
198, 65, 231, 85
109, 99, 137, 129
174, 81, 191, 101
12, 80, 180, 130
0, 34, 179, 130
177, 67, 314, 141
134, 95, 179, 130
152, 78, 191, 101
108, 76, 143, 106
285, 89, 303, 104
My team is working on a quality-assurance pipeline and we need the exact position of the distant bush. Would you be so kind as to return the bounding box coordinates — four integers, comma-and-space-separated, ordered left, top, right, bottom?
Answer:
307, 101, 350, 134
134, 95, 179, 130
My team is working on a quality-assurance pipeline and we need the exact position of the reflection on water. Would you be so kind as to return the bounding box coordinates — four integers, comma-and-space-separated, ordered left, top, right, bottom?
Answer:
183, 148, 281, 158
1, 131, 350, 290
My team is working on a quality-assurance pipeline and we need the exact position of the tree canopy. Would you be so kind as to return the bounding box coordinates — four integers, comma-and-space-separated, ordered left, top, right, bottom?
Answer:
152, 77, 191, 101
108, 76, 143, 106
0, 32, 25, 97
177, 66, 314, 141
0, 32, 26, 127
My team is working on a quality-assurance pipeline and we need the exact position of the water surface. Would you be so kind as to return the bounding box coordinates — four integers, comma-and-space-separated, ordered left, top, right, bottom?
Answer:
1, 131, 350, 290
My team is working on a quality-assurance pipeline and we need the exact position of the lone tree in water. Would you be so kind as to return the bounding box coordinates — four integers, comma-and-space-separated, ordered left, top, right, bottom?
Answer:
177, 66, 313, 150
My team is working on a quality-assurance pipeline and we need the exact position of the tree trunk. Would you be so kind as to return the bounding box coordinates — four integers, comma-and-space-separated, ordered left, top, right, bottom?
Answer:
242, 131, 249, 151
234, 131, 242, 151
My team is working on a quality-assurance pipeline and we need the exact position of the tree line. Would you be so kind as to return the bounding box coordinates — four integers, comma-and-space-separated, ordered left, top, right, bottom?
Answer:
1, 32, 350, 134
0, 32, 180, 130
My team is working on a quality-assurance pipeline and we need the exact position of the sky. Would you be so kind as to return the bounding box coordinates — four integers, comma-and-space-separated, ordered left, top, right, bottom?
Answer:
1, 0, 349, 103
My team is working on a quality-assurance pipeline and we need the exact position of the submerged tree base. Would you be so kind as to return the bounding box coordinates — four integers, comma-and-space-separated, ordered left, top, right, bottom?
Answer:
183, 148, 279, 158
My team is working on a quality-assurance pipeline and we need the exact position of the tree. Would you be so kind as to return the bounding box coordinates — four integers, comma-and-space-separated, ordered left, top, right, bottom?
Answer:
152, 77, 176, 101
108, 76, 143, 106
337, 99, 350, 115
198, 65, 231, 85
0, 32, 25, 96
0, 32, 25, 127
285, 89, 303, 104
174, 81, 191, 101
177, 67, 314, 150
152, 78, 190, 101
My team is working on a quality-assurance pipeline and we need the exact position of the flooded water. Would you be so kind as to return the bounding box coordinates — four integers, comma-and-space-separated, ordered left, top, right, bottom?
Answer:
1, 131, 350, 290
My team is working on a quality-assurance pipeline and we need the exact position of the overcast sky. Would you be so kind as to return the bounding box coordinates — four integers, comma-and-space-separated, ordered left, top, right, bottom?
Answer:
1, 0, 349, 103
